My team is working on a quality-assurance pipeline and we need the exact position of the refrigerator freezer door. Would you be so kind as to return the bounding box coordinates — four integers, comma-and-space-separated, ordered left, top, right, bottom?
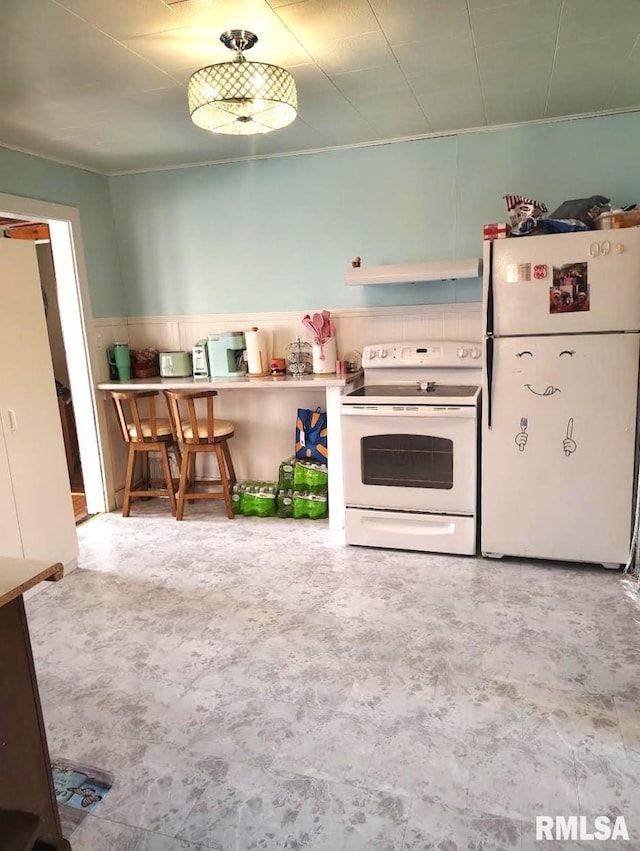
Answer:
482, 332, 639, 564
484, 229, 640, 336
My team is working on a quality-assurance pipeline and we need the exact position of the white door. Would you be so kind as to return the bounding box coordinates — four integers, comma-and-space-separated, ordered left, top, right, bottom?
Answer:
342, 406, 477, 514
0, 240, 77, 566
484, 228, 640, 336
482, 332, 639, 564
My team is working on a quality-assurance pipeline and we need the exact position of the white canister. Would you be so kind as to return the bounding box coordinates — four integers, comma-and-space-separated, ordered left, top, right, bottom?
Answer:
312, 337, 337, 374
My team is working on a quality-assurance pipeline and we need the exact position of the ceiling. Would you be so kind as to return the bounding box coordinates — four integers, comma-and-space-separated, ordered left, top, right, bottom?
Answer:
2, 0, 640, 175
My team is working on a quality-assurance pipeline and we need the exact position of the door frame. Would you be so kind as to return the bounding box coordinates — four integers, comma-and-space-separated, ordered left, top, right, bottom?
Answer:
0, 193, 110, 515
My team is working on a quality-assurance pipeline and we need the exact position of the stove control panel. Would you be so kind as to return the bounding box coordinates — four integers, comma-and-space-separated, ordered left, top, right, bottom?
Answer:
362, 340, 482, 368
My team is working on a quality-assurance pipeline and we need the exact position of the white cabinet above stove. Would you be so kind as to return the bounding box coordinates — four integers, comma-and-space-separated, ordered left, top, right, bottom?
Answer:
345, 257, 481, 286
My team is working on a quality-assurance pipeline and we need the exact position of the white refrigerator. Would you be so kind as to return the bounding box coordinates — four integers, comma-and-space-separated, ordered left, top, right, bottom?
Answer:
482, 228, 640, 566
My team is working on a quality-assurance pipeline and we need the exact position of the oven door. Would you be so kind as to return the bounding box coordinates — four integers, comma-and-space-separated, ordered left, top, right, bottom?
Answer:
341, 404, 477, 514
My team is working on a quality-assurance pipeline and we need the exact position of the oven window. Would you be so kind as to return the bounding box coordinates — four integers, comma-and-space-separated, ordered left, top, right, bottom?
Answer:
361, 433, 453, 489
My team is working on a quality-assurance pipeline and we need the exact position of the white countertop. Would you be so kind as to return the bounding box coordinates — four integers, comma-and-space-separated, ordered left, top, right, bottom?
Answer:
97, 372, 362, 392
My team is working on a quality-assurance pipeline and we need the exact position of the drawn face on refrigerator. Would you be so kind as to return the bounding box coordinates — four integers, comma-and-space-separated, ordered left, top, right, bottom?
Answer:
494, 333, 639, 465
484, 329, 638, 562
510, 340, 580, 458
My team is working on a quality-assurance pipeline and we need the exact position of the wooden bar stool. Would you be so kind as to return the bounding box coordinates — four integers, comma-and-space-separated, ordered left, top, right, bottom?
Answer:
164, 389, 237, 520
110, 390, 181, 517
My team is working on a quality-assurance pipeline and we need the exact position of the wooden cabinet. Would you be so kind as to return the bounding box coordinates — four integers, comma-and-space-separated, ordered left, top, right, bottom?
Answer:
0, 558, 71, 850
0, 240, 77, 567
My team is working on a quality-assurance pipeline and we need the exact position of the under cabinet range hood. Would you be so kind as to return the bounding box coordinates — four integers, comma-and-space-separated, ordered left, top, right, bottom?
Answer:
345, 257, 481, 286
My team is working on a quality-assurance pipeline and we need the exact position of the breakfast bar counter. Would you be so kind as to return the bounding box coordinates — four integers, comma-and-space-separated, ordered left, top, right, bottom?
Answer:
96, 373, 361, 391
97, 372, 363, 532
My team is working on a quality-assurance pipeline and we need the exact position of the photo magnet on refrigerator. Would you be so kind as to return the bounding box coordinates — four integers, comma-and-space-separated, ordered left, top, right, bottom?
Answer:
550, 262, 590, 313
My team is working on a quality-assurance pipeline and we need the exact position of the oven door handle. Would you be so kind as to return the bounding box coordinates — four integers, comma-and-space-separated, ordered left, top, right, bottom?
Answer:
341, 405, 477, 419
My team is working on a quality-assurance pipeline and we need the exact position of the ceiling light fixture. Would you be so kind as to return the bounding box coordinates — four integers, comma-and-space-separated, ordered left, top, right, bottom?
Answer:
188, 29, 297, 136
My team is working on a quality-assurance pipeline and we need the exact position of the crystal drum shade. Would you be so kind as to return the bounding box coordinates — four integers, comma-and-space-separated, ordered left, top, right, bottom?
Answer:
188, 59, 297, 135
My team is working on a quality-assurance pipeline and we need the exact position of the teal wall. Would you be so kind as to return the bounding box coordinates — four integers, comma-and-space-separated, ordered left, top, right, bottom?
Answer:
0, 146, 124, 318
3, 111, 638, 320
109, 111, 640, 317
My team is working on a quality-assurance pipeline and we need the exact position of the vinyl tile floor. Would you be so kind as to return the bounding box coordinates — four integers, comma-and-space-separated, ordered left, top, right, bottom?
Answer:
26, 502, 640, 850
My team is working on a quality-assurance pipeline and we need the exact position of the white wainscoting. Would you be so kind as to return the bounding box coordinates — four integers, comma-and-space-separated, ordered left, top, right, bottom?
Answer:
94, 302, 482, 371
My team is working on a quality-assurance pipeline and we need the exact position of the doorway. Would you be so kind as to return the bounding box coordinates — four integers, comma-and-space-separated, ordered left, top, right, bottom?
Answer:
38, 238, 87, 521
0, 194, 108, 523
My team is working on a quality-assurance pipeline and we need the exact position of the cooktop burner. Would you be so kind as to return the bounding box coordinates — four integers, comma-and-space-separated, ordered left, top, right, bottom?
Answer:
348, 384, 479, 398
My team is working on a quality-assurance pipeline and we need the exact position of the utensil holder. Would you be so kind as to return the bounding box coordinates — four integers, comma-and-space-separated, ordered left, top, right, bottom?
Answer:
312, 337, 337, 374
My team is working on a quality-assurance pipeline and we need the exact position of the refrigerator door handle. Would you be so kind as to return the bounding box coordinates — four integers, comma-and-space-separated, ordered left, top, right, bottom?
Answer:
486, 240, 494, 336
486, 336, 494, 429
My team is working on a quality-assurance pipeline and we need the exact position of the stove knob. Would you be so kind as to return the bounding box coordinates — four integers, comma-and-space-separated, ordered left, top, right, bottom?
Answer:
457, 347, 468, 359
378, 349, 388, 358
470, 347, 481, 359
366, 350, 376, 360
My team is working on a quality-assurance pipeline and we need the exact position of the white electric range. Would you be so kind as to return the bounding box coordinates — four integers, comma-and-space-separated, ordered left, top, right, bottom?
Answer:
341, 340, 481, 554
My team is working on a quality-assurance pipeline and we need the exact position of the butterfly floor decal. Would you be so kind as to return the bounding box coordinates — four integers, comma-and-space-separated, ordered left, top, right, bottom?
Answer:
51, 757, 114, 837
